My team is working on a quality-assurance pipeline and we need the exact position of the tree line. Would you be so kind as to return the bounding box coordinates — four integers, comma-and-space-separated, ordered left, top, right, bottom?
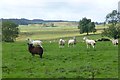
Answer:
2, 18, 44, 25
1, 18, 69, 25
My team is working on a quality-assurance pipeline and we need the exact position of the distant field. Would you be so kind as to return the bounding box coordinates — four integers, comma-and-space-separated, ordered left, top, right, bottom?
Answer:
18, 26, 79, 41
17, 24, 106, 41
28, 22, 78, 27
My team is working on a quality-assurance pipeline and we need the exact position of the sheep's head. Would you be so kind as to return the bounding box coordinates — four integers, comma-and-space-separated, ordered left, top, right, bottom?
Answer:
83, 37, 87, 40
27, 38, 33, 44
27, 43, 34, 47
59, 39, 63, 41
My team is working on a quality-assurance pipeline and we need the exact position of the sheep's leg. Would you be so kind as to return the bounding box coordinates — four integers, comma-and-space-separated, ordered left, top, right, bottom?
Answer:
87, 44, 89, 48
40, 54, 42, 58
93, 45, 95, 48
59, 45, 63, 48
62, 44, 64, 48
92, 44, 94, 48
32, 54, 35, 57
92, 43, 95, 48
31, 54, 35, 61
68, 44, 69, 47
114, 43, 117, 46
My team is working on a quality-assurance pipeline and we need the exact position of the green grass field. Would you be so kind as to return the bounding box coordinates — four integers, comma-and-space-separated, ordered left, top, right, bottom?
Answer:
2, 24, 118, 78
18, 25, 80, 41
17, 25, 105, 41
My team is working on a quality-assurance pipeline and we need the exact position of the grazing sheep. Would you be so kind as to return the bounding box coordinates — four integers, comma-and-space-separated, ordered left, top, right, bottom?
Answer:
68, 37, 76, 47
27, 43, 43, 59
73, 36, 77, 44
83, 37, 96, 48
59, 39, 65, 48
111, 39, 118, 46
96, 38, 111, 42
27, 38, 43, 47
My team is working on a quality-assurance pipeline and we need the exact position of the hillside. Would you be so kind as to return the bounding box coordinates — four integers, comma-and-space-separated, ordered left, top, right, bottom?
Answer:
1, 18, 74, 25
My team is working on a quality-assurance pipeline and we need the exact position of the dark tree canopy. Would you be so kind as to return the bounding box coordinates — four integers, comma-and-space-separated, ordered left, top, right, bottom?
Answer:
78, 17, 96, 35
106, 10, 120, 26
2, 21, 19, 42
102, 10, 120, 39
102, 25, 120, 39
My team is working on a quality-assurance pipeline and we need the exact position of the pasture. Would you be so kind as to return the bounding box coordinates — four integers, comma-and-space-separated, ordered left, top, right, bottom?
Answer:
2, 24, 118, 78
17, 25, 80, 41
17, 24, 105, 41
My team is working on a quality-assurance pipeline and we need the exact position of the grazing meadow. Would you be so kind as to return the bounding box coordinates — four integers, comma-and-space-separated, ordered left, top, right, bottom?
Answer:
2, 23, 118, 78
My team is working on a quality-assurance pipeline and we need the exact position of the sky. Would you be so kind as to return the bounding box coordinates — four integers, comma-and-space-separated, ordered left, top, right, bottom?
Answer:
0, 0, 119, 22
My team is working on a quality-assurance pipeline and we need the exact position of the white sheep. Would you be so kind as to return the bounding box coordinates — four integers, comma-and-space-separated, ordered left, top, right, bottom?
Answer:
68, 37, 76, 47
27, 38, 43, 47
59, 39, 65, 48
111, 39, 118, 46
83, 37, 96, 48
49, 41, 52, 43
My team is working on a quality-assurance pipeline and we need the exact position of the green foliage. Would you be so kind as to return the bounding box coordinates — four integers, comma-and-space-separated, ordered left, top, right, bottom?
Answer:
106, 10, 120, 26
2, 21, 19, 42
78, 17, 96, 35
102, 10, 120, 39
101, 24, 120, 39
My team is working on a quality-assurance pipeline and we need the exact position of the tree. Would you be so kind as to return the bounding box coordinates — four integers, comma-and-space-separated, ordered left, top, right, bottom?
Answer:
78, 17, 96, 35
2, 21, 19, 42
106, 10, 120, 26
101, 25, 120, 39
102, 10, 120, 39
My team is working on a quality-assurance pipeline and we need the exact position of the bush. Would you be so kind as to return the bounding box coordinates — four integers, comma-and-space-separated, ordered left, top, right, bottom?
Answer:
2, 21, 19, 42
101, 24, 120, 39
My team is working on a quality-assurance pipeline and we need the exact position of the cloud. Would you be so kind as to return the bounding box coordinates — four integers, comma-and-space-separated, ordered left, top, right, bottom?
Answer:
0, 0, 119, 22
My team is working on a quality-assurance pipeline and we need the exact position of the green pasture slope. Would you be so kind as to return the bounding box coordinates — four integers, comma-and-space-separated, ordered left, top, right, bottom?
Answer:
2, 25, 118, 78
17, 24, 105, 41
17, 25, 80, 41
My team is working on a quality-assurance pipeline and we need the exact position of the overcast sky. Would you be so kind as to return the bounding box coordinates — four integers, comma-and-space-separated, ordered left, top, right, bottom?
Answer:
0, 0, 119, 22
